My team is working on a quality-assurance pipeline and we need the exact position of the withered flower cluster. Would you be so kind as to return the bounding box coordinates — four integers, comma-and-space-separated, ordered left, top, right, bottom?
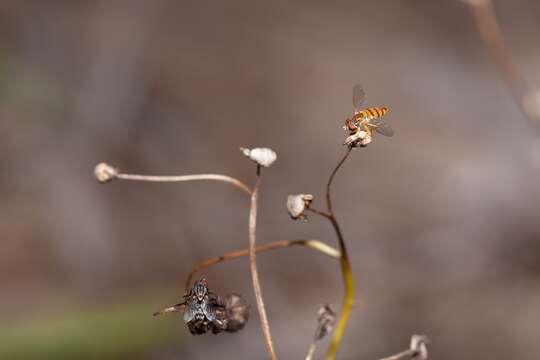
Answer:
286, 194, 314, 220
154, 278, 249, 335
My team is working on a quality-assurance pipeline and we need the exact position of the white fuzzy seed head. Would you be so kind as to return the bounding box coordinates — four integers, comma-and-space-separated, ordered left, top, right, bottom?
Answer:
240, 147, 277, 167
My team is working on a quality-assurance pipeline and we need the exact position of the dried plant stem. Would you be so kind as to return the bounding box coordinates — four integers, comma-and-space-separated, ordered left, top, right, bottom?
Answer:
305, 342, 317, 360
115, 172, 252, 195
377, 349, 417, 360
318, 147, 355, 360
184, 239, 340, 292
464, 0, 540, 124
249, 165, 276, 360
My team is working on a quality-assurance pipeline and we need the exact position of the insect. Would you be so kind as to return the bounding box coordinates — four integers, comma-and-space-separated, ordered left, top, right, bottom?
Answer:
183, 278, 222, 334
344, 84, 393, 147
153, 277, 249, 335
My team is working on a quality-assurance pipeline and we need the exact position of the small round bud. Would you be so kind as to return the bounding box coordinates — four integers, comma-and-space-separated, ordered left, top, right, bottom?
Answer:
94, 162, 118, 183
287, 194, 314, 220
240, 147, 277, 167
222, 293, 250, 333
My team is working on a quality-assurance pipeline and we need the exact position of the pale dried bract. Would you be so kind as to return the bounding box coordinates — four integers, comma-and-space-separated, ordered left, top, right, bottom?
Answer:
344, 130, 370, 148
314, 303, 336, 341
286, 194, 314, 220
94, 162, 118, 183
410, 334, 429, 360
240, 147, 277, 167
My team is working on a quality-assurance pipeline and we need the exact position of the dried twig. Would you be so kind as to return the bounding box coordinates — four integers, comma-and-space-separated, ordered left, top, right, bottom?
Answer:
462, 0, 540, 125
377, 335, 429, 360
185, 239, 340, 292
249, 165, 277, 360
377, 349, 417, 360
94, 162, 252, 195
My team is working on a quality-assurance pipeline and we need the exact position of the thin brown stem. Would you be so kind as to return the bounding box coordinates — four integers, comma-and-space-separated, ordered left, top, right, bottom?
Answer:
184, 239, 340, 292
464, 0, 540, 125
115, 172, 252, 195
249, 165, 277, 360
326, 147, 353, 215
307, 207, 331, 219
377, 349, 417, 360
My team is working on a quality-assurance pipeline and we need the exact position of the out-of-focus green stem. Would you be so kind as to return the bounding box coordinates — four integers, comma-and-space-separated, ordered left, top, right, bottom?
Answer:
326, 254, 355, 359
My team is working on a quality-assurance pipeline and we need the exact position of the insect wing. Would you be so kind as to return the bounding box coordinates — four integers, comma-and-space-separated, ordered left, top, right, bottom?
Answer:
352, 84, 365, 112
183, 299, 198, 323
201, 298, 216, 322
368, 118, 394, 137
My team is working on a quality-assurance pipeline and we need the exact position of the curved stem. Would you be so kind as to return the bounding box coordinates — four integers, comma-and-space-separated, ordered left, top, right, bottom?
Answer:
115, 172, 252, 195
184, 239, 340, 292
326, 147, 352, 214
306, 207, 331, 219
377, 349, 416, 360
464, 0, 540, 125
249, 165, 277, 360
324, 147, 355, 360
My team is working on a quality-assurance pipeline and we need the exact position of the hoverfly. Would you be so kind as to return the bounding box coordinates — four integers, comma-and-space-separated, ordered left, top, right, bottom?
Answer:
153, 277, 249, 335
344, 84, 393, 147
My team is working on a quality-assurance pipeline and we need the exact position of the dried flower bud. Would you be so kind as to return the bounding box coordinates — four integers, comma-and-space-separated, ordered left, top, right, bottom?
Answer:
313, 303, 336, 341
410, 334, 429, 360
286, 194, 314, 220
94, 162, 118, 183
344, 130, 368, 148
223, 293, 250, 333
240, 147, 277, 167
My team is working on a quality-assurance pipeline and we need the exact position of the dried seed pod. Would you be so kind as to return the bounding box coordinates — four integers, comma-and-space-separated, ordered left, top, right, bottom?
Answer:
286, 194, 314, 220
410, 334, 429, 360
240, 147, 277, 167
94, 162, 118, 183
223, 293, 250, 333
313, 303, 336, 341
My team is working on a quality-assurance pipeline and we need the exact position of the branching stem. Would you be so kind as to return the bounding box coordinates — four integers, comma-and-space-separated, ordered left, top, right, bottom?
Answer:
184, 239, 340, 292
316, 147, 355, 360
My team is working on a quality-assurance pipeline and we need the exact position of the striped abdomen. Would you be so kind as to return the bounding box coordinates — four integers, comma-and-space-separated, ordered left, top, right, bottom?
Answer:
355, 107, 388, 121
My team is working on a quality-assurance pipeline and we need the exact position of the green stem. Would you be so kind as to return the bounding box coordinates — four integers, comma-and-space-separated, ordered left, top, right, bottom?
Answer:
324, 147, 355, 360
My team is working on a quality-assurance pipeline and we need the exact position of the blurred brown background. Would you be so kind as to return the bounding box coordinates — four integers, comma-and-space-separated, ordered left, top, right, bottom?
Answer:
1, 0, 540, 359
